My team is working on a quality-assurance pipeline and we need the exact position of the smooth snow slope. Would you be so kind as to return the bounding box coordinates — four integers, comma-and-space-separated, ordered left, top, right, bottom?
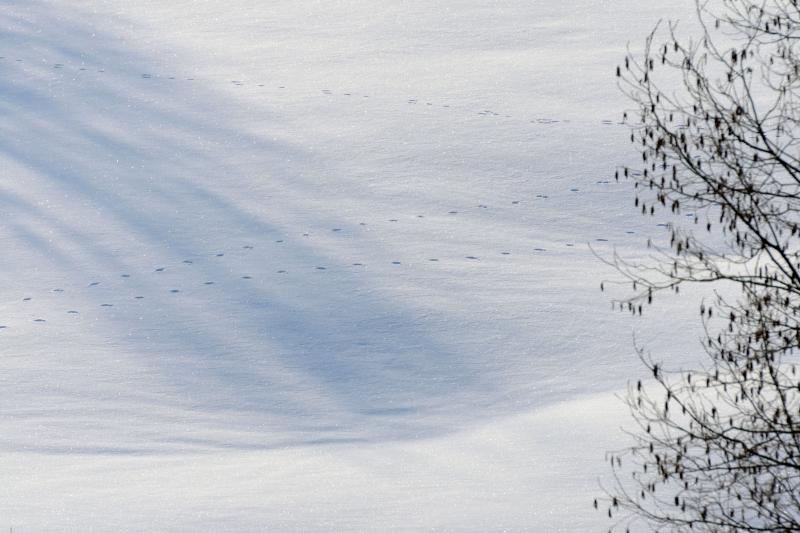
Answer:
1, 1, 700, 531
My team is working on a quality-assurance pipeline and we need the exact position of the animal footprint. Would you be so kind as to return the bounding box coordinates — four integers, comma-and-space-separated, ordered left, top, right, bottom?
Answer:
215, 253, 224, 257
465, 256, 479, 260
89, 282, 100, 286
332, 228, 342, 232
316, 266, 327, 270
53, 288, 64, 293
391, 261, 401, 265
534, 248, 547, 252
204, 281, 214, 285
243, 245, 254, 249
182, 260, 193, 264
155, 267, 165, 272
241, 275, 252, 279
121, 274, 130, 278
595, 238, 609, 242
101, 303, 113, 307
448, 211, 458, 215
23, 297, 31, 301
170, 289, 180, 293
428, 258, 439, 262
501, 251, 511, 255
352, 263, 364, 266
67, 310, 79, 314
277, 270, 287, 274
134, 296, 145, 299
33, 319, 46, 323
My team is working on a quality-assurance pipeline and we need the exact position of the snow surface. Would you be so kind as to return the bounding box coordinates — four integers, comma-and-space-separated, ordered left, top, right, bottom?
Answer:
1, 1, 704, 531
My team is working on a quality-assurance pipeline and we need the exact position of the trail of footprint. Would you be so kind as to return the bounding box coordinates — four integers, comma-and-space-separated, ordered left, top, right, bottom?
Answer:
8, 58, 611, 131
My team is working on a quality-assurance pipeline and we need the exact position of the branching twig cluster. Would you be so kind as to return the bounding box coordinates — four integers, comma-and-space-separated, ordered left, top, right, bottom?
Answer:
600, 1, 800, 531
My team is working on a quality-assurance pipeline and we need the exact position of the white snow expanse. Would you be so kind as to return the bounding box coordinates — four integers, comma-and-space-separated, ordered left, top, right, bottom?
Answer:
0, 1, 706, 531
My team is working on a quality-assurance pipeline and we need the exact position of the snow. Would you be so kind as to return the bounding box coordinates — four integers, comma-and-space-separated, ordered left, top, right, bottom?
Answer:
1, 1, 703, 530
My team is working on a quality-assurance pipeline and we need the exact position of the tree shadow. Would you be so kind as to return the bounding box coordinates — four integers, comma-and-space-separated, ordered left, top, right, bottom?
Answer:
0, 2, 510, 453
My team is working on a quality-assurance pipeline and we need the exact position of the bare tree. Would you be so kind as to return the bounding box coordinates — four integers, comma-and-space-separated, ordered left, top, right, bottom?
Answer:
599, 1, 800, 531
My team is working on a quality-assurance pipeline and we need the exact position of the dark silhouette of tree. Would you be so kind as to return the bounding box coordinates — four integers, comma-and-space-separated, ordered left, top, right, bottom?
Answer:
599, 1, 800, 531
